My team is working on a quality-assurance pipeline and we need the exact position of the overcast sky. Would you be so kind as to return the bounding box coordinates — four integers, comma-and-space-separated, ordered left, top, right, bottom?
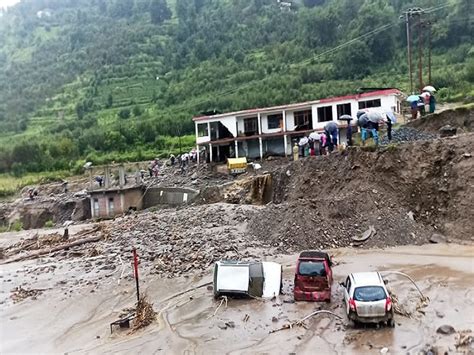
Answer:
0, 0, 21, 10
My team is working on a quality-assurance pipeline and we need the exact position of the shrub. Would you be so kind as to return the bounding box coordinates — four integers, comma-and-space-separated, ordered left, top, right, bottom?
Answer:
44, 220, 54, 228
11, 220, 23, 232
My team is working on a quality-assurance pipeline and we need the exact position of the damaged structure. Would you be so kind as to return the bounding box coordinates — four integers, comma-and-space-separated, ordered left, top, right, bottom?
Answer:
88, 165, 144, 219
193, 89, 402, 162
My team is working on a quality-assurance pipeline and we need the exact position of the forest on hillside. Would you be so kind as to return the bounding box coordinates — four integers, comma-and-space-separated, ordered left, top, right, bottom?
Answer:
0, 0, 472, 175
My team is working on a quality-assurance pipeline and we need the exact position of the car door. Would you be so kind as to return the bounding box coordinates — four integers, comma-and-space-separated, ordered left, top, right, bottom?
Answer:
343, 276, 351, 315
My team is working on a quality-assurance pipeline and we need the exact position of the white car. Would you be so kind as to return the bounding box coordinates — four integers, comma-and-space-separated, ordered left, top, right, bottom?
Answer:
341, 272, 394, 327
213, 260, 282, 298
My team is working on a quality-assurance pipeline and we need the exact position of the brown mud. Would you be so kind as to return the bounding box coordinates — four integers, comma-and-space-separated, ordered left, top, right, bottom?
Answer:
1, 241, 472, 354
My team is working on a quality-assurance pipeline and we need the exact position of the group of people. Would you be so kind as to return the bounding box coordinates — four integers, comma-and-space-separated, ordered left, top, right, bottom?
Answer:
293, 109, 395, 160
410, 91, 436, 120
293, 121, 342, 160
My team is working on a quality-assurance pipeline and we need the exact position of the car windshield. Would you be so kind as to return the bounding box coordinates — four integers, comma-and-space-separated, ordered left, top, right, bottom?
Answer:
354, 286, 386, 301
298, 261, 326, 277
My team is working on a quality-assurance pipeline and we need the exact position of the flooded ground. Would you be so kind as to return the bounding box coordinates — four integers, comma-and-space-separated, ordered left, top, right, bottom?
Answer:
1, 240, 473, 354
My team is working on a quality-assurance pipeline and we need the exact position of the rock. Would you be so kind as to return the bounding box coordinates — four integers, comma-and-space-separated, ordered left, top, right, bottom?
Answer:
435, 310, 445, 318
463, 153, 472, 158
439, 125, 457, 137
436, 324, 455, 335
191, 172, 198, 180
380, 347, 389, 354
407, 211, 415, 221
272, 316, 278, 323
430, 234, 446, 244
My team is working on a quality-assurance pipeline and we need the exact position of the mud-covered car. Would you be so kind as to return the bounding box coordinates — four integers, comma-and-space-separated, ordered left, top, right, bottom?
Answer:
293, 250, 333, 302
341, 272, 395, 327
213, 260, 282, 298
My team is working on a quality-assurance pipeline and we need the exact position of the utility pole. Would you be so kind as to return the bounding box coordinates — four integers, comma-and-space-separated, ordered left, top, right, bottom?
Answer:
427, 19, 432, 84
402, 8, 426, 94
417, 11, 423, 91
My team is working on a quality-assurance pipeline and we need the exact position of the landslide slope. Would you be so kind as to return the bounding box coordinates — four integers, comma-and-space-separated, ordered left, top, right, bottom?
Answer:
250, 134, 474, 250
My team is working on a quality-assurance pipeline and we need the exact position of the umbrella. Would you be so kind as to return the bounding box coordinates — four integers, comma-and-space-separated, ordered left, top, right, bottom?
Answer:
423, 85, 436, 93
420, 91, 431, 99
298, 137, 309, 146
358, 113, 369, 127
407, 95, 420, 102
367, 111, 384, 123
356, 110, 366, 119
366, 108, 397, 124
309, 132, 321, 141
385, 110, 397, 123
339, 114, 353, 121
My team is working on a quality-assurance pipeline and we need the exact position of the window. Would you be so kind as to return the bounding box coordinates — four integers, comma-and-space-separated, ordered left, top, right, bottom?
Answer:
108, 198, 114, 216
298, 261, 326, 277
353, 286, 386, 302
197, 123, 209, 137
337, 103, 352, 118
294, 110, 312, 130
267, 113, 282, 129
93, 199, 99, 216
358, 99, 381, 109
244, 117, 258, 135
317, 106, 333, 122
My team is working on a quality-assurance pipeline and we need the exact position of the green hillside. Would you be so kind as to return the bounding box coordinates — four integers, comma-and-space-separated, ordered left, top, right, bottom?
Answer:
0, 0, 472, 175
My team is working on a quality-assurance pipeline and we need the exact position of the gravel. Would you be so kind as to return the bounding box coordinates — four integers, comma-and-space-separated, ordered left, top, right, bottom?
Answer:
381, 127, 438, 145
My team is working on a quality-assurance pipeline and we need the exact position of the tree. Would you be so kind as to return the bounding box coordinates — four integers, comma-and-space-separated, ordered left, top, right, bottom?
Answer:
106, 93, 113, 108
303, 0, 326, 7
132, 105, 143, 116
118, 108, 131, 119
150, 0, 172, 24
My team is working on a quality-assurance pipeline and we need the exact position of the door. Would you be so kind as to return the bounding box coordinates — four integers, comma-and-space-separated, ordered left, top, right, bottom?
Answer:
343, 276, 351, 315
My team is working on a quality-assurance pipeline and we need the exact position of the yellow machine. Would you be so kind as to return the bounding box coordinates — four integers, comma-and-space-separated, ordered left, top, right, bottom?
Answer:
227, 157, 247, 175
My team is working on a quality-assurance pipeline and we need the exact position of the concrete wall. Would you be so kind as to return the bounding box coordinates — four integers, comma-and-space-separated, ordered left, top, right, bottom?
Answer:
90, 188, 144, 218
143, 187, 200, 208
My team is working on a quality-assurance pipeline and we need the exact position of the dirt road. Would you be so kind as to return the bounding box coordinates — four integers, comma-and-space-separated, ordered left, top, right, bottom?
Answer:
1, 241, 472, 354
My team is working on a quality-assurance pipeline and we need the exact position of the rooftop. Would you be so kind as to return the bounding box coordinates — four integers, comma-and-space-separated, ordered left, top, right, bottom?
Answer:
351, 272, 384, 286
193, 88, 402, 122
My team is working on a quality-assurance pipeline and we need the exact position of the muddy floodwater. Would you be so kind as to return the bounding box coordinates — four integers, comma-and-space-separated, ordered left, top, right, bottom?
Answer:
1, 242, 473, 354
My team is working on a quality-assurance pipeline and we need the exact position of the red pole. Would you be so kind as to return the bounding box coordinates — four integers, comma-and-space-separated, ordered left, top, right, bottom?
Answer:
132, 248, 140, 302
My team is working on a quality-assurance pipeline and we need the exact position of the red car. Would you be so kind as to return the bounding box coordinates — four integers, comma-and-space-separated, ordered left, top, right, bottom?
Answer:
294, 251, 333, 302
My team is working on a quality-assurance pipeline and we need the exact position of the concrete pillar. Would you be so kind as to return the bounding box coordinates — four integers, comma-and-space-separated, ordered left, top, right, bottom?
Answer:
282, 110, 287, 132
283, 134, 288, 157
196, 144, 200, 165
104, 166, 110, 189
118, 165, 125, 187
257, 112, 262, 135
217, 145, 220, 161
259, 137, 263, 160
88, 169, 93, 190
332, 104, 338, 122
234, 140, 239, 158
209, 143, 213, 162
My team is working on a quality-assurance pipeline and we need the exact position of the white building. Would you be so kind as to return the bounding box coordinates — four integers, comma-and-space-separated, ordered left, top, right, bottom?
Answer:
193, 89, 402, 162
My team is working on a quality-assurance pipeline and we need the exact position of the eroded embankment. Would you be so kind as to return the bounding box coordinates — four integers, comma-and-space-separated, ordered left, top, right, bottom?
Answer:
249, 133, 474, 251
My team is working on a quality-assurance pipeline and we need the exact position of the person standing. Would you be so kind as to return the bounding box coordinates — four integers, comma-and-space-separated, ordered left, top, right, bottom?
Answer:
410, 100, 418, 120
324, 121, 338, 153
357, 113, 369, 146
292, 142, 299, 161
346, 121, 353, 147
429, 93, 436, 113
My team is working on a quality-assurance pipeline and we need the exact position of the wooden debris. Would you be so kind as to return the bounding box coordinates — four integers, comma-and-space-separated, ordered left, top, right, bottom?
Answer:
269, 310, 342, 333
131, 295, 156, 332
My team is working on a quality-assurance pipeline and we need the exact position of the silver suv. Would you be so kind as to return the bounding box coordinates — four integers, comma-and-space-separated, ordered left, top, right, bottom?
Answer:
341, 272, 395, 327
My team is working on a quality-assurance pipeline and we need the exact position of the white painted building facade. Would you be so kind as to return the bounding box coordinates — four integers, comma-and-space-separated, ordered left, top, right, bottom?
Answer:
193, 89, 402, 162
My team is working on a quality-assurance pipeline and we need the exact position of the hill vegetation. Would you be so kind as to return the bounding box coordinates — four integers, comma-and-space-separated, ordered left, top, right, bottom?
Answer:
0, 0, 472, 176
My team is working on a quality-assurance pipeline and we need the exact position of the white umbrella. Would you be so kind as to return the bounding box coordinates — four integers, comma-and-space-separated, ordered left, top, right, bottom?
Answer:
422, 85, 436, 93
367, 111, 384, 123
309, 132, 321, 141
298, 137, 309, 146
